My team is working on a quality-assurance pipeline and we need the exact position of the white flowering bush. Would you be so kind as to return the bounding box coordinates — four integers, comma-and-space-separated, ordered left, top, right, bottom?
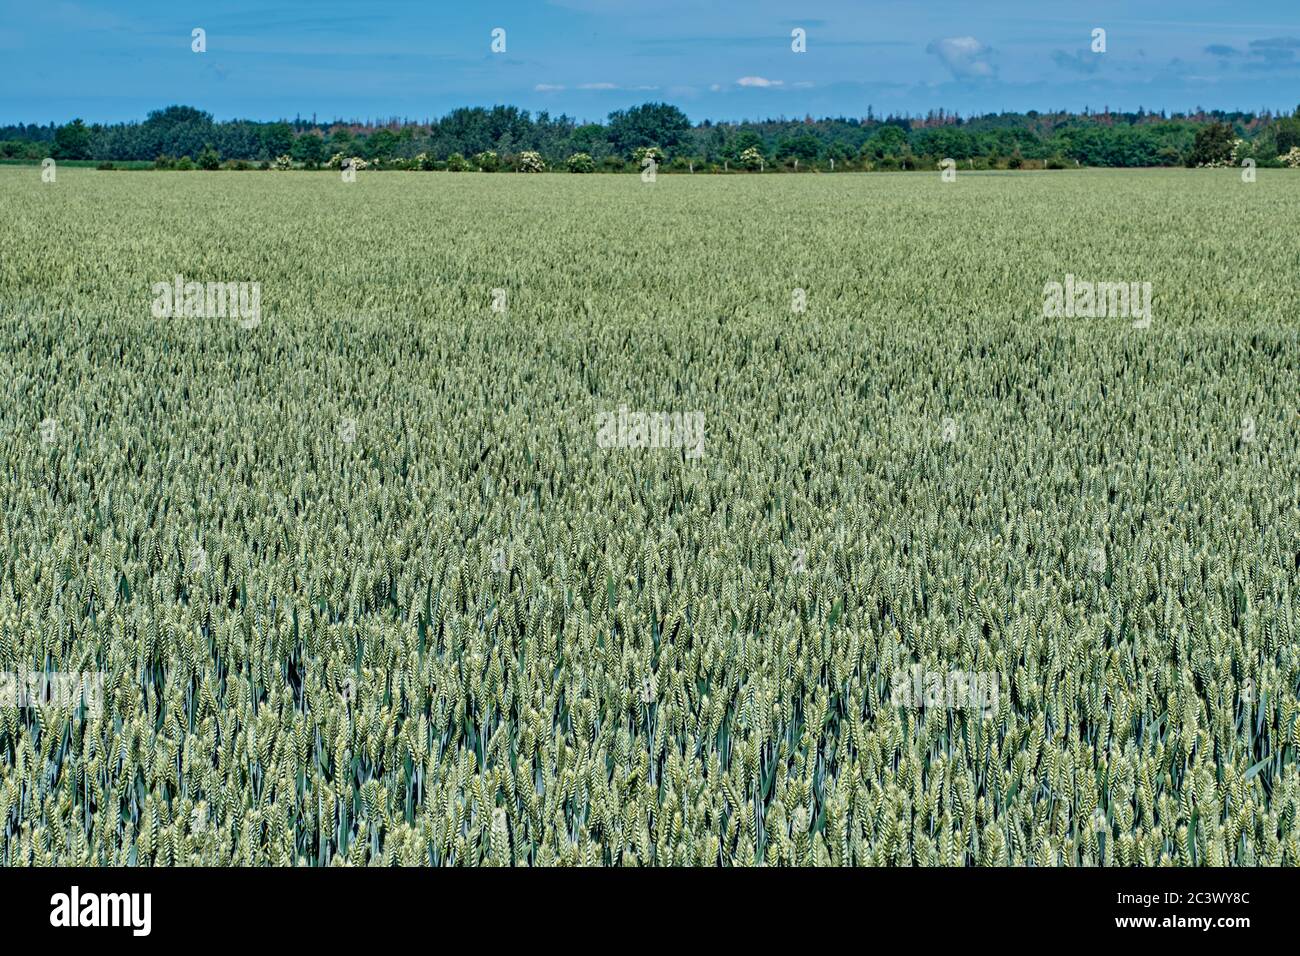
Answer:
739, 146, 765, 171
633, 146, 665, 168
327, 152, 368, 171
517, 150, 546, 173
566, 152, 595, 173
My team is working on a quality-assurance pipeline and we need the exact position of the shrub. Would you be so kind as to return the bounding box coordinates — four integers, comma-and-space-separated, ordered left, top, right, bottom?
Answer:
96, 161, 115, 171
566, 152, 596, 173
632, 146, 665, 169
327, 153, 368, 172
517, 150, 546, 173
446, 152, 473, 172
473, 150, 500, 172
739, 146, 765, 171
153, 154, 174, 170
270, 154, 293, 171
175, 155, 194, 171
1282, 146, 1300, 169
197, 146, 221, 171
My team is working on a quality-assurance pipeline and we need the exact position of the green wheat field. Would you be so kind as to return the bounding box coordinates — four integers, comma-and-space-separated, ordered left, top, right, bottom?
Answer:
1, 165, 1298, 866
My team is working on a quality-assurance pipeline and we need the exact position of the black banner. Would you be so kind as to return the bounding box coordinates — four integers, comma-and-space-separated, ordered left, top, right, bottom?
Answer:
0, 866, 1284, 943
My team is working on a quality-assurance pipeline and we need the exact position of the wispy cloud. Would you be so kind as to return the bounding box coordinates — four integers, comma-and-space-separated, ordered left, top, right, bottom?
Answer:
1249, 36, 1299, 61
927, 36, 996, 79
577, 82, 618, 90
1051, 49, 1099, 74
534, 83, 565, 91
736, 75, 782, 87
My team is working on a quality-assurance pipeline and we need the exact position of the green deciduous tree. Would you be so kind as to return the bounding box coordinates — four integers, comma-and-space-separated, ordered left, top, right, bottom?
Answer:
1187, 122, 1236, 166
52, 119, 93, 160
261, 122, 294, 159
607, 103, 690, 157
1271, 116, 1300, 156
863, 124, 908, 159
778, 132, 821, 163
291, 132, 326, 168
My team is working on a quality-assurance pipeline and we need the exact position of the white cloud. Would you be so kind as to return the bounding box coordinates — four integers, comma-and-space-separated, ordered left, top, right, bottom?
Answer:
736, 75, 783, 87
578, 82, 618, 90
533, 83, 565, 91
926, 36, 996, 79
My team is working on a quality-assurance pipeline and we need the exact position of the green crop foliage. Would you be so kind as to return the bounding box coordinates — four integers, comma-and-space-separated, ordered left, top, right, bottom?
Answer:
0, 166, 1298, 866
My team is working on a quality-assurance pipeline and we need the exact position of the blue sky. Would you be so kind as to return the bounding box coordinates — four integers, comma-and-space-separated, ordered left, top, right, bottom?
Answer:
3, 1, 1298, 124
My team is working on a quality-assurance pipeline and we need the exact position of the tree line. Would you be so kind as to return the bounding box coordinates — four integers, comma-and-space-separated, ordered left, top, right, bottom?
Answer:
5, 102, 1299, 171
